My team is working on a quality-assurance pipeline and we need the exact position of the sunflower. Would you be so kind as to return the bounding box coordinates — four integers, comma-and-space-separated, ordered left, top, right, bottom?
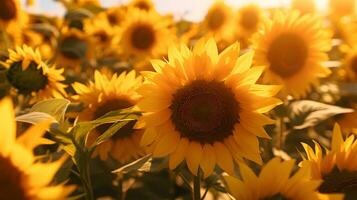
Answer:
119, 8, 176, 59
21, 29, 43, 47
225, 157, 343, 200
252, 11, 332, 98
336, 18, 357, 46
84, 13, 120, 56
341, 46, 357, 81
291, 0, 316, 14
236, 4, 264, 44
3, 45, 67, 101
72, 70, 145, 163
105, 6, 127, 26
329, 0, 356, 20
56, 27, 93, 70
301, 124, 357, 199
137, 38, 282, 177
202, 1, 236, 45
0, 0, 22, 27
128, 0, 154, 11
0, 98, 74, 199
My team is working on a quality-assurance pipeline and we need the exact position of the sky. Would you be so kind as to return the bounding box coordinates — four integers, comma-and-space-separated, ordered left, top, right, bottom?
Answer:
21, 0, 329, 22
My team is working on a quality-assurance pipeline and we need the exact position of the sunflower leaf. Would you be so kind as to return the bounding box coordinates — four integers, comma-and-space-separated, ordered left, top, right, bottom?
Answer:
112, 154, 152, 175
93, 115, 138, 147
30, 98, 71, 122
290, 100, 354, 129
16, 111, 56, 124
71, 108, 141, 148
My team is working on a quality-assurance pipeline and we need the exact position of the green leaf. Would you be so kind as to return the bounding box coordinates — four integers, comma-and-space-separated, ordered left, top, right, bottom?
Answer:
30, 98, 70, 122
65, 8, 94, 20
112, 154, 152, 175
16, 111, 56, 124
30, 23, 59, 38
94, 117, 138, 147
71, 108, 141, 148
49, 126, 75, 156
290, 100, 354, 129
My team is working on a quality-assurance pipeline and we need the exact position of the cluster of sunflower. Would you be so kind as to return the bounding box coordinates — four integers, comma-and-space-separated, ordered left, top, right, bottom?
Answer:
2, 0, 357, 199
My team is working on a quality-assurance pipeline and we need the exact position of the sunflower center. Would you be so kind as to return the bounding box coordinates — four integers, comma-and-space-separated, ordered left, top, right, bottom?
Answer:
261, 193, 290, 200
59, 36, 88, 60
93, 98, 135, 139
107, 13, 120, 25
134, 1, 150, 10
68, 19, 84, 31
94, 31, 109, 43
130, 24, 155, 51
240, 10, 259, 30
267, 33, 308, 78
350, 56, 357, 75
170, 80, 239, 144
6, 61, 48, 94
0, 156, 28, 200
0, 0, 17, 21
207, 8, 226, 30
319, 167, 357, 200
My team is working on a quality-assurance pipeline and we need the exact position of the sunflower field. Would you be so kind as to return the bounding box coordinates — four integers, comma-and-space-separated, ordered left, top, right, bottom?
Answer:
2, 0, 357, 199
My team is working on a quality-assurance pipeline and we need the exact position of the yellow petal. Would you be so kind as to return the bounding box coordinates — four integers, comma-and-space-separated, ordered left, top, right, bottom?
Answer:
153, 124, 180, 157
141, 109, 171, 127
169, 138, 189, 170
140, 127, 158, 146
332, 123, 344, 152
213, 142, 234, 174
200, 144, 216, 177
0, 98, 15, 156
17, 120, 52, 150
234, 125, 262, 164
232, 50, 254, 74
185, 141, 203, 175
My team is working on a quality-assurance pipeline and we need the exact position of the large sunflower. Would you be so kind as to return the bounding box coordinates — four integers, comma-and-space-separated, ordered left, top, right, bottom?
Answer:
3, 45, 67, 101
119, 8, 176, 59
137, 38, 282, 177
72, 71, 145, 163
301, 124, 357, 199
202, 1, 235, 46
0, 98, 74, 199
252, 11, 332, 98
225, 157, 343, 200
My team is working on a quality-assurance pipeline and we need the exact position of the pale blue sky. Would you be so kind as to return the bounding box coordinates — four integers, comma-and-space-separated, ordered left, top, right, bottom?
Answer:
21, 0, 329, 22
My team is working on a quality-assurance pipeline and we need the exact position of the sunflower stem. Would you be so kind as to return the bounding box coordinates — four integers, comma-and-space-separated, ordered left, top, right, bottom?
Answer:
79, 151, 95, 200
117, 176, 124, 200
193, 170, 201, 200
278, 116, 285, 149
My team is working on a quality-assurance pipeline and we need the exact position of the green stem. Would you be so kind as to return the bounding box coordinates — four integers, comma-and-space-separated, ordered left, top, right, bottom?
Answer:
278, 117, 285, 149
117, 177, 123, 200
193, 170, 201, 200
79, 151, 94, 200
